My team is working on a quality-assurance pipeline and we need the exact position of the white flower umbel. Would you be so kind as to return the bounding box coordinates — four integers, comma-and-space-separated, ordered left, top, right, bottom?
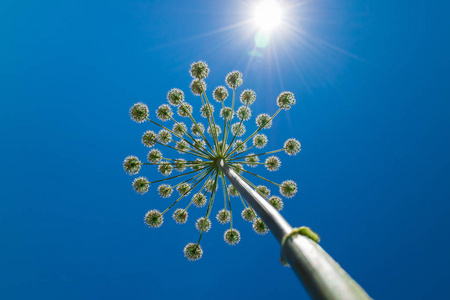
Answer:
124, 61, 299, 261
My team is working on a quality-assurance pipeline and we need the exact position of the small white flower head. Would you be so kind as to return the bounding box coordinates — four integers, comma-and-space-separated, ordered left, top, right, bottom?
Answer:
142, 130, 158, 147
192, 192, 207, 208
232, 139, 247, 153
207, 125, 221, 137
253, 134, 268, 149
280, 180, 297, 198
172, 122, 187, 136
256, 185, 271, 198
194, 139, 206, 150
265, 156, 281, 171
129, 102, 149, 123
232, 163, 244, 174
174, 158, 187, 172
216, 209, 231, 224
240, 89, 256, 105
176, 140, 190, 153
190, 79, 206, 95
177, 102, 193, 118
256, 113, 272, 129
200, 103, 214, 118
227, 184, 239, 197
167, 88, 184, 106
245, 153, 259, 168
184, 243, 203, 261
158, 184, 173, 198
205, 179, 218, 192
216, 140, 228, 153
123, 155, 141, 175
173, 208, 188, 224
196, 217, 212, 232
277, 91, 296, 110
237, 106, 251, 121
156, 104, 173, 121
132, 177, 149, 194
226, 70, 243, 89
284, 138, 301, 156
253, 218, 269, 235
231, 123, 246, 136
144, 209, 163, 228
269, 196, 284, 211
177, 182, 191, 196
191, 158, 203, 171
220, 106, 234, 120
148, 149, 162, 163
191, 123, 205, 136
213, 86, 228, 102
157, 129, 172, 145
224, 228, 241, 245
190, 61, 210, 79
158, 161, 173, 176
241, 208, 256, 222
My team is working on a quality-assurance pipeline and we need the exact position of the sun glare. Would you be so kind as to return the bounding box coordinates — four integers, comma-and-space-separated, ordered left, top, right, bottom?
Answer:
253, 0, 283, 32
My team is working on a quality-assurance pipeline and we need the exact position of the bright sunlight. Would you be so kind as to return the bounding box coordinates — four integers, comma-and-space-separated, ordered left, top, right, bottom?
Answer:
253, 0, 283, 32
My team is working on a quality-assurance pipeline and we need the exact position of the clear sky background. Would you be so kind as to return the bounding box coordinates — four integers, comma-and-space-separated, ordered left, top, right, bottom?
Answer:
1, 1, 449, 299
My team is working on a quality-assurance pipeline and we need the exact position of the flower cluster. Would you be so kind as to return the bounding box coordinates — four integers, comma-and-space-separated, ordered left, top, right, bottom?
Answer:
124, 61, 301, 261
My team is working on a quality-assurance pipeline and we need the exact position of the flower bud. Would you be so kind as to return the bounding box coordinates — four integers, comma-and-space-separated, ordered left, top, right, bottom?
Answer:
177, 102, 193, 118
174, 158, 187, 172
256, 113, 272, 129
280, 180, 297, 198
237, 106, 251, 121
265, 156, 281, 171
276, 91, 296, 110
231, 123, 246, 136
213, 86, 228, 102
123, 155, 141, 175
129, 102, 148, 123
167, 88, 184, 106
196, 217, 212, 232
253, 134, 268, 149
184, 243, 203, 261
144, 209, 163, 228
256, 185, 270, 198
190, 61, 210, 79
253, 218, 269, 235
190, 79, 206, 95
216, 209, 231, 224
240, 89, 256, 105
245, 153, 259, 168
157, 129, 172, 145
284, 138, 301, 156
142, 130, 157, 147
158, 161, 173, 176
133, 177, 149, 194
156, 104, 173, 121
158, 184, 173, 198
226, 71, 243, 89
268, 196, 284, 211
173, 208, 188, 224
241, 208, 256, 222
224, 228, 241, 245
148, 149, 162, 163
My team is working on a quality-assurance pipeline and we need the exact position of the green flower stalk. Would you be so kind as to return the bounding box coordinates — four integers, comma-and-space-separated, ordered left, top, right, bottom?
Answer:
124, 61, 372, 300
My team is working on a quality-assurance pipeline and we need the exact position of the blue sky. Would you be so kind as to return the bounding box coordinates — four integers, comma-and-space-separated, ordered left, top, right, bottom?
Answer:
1, 0, 449, 299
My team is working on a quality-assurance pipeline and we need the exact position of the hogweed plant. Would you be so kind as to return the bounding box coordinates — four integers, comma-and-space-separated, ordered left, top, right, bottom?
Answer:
124, 61, 372, 300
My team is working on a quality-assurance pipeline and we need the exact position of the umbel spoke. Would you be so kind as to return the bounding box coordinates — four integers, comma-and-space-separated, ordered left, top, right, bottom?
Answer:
123, 60, 372, 300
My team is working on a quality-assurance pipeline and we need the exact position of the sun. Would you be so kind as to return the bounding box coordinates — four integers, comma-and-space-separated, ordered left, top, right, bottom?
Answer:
253, 0, 283, 32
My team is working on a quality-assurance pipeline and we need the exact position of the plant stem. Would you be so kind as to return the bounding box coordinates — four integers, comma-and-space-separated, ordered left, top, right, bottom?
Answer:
217, 159, 372, 300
